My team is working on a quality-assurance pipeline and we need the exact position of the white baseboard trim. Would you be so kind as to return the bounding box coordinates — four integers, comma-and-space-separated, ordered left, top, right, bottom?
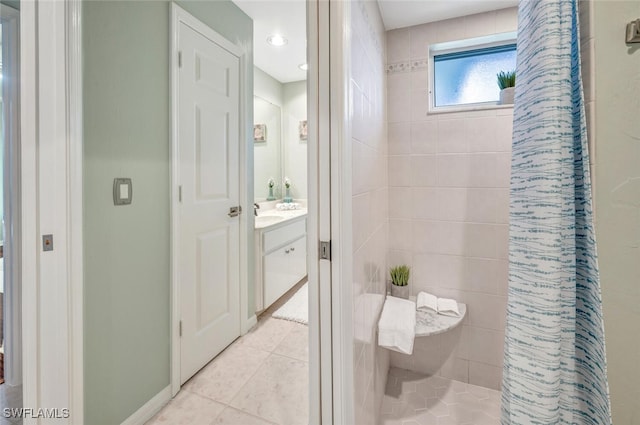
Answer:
121, 385, 172, 425
242, 314, 257, 335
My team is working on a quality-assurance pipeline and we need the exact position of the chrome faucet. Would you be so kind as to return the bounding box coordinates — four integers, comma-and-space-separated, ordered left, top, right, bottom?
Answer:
254, 203, 260, 216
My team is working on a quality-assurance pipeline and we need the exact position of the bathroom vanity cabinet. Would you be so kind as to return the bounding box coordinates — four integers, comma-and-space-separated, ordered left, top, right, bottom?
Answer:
255, 215, 307, 312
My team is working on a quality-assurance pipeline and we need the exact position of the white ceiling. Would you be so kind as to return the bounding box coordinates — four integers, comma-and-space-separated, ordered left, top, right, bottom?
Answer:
233, 0, 307, 84
232, 0, 518, 83
378, 0, 517, 30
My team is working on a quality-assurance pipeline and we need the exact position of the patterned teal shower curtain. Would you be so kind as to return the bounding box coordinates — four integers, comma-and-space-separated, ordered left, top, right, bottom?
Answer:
501, 0, 611, 424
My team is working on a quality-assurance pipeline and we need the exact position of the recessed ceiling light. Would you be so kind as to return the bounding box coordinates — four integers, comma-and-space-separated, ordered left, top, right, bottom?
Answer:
267, 35, 288, 47
298, 63, 308, 71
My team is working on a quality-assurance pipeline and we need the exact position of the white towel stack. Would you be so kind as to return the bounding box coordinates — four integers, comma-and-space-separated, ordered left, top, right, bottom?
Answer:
416, 292, 461, 317
377, 295, 416, 355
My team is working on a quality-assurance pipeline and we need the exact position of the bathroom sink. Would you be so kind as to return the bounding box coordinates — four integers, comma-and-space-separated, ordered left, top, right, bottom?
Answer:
255, 215, 285, 227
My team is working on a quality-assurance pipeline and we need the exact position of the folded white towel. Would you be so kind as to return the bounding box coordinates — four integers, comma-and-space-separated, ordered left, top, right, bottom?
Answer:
378, 295, 416, 355
417, 292, 461, 317
354, 293, 385, 344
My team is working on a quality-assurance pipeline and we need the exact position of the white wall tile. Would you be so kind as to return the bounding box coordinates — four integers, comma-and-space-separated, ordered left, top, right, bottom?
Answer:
468, 328, 505, 366
466, 258, 499, 294
388, 123, 411, 155
440, 357, 470, 383
352, 1, 388, 422
437, 222, 467, 256
438, 118, 469, 153
388, 89, 412, 123
389, 155, 412, 187
387, 28, 410, 63
410, 23, 437, 59
437, 188, 468, 222
390, 219, 413, 251
495, 225, 509, 259
387, 73, 412, 93
411, 155, 438, 186
410, 121, 438, 154
437, 255, 467, 291
411, 90, 430, 121
495, 114, 514, 152
411, 187, 439, 220
412, 220, 440, 254
495, 153, 512, 188
353, 193, 372, 251
464, 11, 496, 39
495, 7, 519, 33
469, 362, 503, 390
466, 116, 498, 152
389, 187, 413, 220
434, 17, 462, 43
386, 10, 514, 391
495, 189, 510, 224
464, 223, 497, 258
411, 254, 439, 294
437, 154, 471, 187
468, 154, 499, 188
496, 260, 509, 296
466, 189, 498, 223
411, 70, 428, 92
467, 294, 507, 331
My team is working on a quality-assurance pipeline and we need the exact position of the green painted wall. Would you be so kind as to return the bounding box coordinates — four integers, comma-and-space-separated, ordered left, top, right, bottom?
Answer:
0, 1, 19, 10
82, 1, 252, 424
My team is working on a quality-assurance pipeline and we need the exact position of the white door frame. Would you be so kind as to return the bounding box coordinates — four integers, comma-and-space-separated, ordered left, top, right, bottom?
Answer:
308, 1, 354, 423
306, 1, 325, 423
328, 1, 354, 423
169, 3, 251, 397
1, 2, 22, 388
20, 0, 83, 424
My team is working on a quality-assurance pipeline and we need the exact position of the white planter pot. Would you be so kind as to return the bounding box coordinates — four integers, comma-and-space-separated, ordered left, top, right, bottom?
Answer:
391, 284, 410, 299
499, 87, 515, 105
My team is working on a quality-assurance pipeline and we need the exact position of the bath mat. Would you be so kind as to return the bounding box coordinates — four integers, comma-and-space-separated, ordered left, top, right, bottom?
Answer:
272, 283, 308, 325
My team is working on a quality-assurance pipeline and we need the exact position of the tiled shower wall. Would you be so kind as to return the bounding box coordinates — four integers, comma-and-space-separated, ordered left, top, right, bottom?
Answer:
385, 8, 518, 390
587, 0, 640, 423
350, 0, 389, 423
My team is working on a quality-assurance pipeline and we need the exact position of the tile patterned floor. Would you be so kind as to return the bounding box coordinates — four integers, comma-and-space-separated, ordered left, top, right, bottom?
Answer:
148, 280, 500, 425
380, 368, 501, 425
0, 384, 23, 425
147, 282, 309, 425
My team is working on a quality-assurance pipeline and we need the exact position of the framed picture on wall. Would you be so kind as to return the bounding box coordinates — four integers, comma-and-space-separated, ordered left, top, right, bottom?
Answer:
254, 124, 267, 142
299, 120, 307, 141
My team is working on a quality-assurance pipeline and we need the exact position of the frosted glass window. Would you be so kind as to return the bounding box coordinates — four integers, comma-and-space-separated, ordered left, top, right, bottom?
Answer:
434, 44, 516, 107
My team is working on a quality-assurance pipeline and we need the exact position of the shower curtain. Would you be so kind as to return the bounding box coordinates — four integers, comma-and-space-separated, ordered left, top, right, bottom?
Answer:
501, 1, 611, 424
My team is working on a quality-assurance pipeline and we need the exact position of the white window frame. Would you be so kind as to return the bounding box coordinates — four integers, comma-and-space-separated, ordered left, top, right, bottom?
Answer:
428, 31, 517, 114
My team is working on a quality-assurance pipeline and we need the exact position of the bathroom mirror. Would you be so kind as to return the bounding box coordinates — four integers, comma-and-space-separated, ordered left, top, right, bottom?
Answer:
253, 95, 282, 201
281, 81, 307, 201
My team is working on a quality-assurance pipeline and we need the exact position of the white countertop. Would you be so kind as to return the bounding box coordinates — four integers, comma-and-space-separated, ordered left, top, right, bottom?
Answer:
254, 208, 308, 229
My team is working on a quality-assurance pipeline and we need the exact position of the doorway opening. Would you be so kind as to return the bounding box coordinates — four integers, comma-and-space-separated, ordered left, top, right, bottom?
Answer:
0, 0, 22, 411
159, 2, 317, 424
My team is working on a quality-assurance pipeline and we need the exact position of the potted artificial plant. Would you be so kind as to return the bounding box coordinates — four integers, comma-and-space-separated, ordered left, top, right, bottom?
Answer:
497, 70, 516, 105
390, 265, 410, 299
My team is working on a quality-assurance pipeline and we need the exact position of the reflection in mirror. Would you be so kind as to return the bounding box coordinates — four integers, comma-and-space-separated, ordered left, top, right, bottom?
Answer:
282, 81, 307, 201
253, 95, 282, 201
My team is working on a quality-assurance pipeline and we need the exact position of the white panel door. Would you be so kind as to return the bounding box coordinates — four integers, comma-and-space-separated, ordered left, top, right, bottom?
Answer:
178, 21, 241, 384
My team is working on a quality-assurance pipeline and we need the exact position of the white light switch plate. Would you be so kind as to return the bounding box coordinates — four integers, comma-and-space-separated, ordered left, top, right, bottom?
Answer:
113, 178, 133, 205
